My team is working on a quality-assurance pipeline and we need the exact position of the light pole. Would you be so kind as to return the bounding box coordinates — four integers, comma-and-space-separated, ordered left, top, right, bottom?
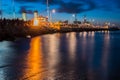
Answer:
72, 14, 75, 22
12, 0, 16, 19
72, 14, 77, 21
47, 0, 50, 21
50, 9, 56, 22
0, 0, 2, 19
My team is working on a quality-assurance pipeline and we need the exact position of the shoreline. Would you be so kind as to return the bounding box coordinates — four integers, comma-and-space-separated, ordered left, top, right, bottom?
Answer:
0, 19, 120, 41
0, 26, 119, 41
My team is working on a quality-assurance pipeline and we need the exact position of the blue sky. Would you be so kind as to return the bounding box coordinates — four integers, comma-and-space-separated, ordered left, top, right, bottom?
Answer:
1, 0, 120, 24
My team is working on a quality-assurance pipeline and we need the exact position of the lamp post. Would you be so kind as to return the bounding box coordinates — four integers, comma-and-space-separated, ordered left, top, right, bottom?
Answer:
12, 0, 16, 19
0, 0, 2, 19
50, 9, 56, 22
72, 14, 75, 22
72, 14, 77, 21
47, 0, 50, 21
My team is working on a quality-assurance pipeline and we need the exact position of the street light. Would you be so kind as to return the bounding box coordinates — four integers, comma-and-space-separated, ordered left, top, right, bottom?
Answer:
72, 14, 77, 21
50, 9, 56, 22
52, 9, 56, 13
72, 14, 75, 17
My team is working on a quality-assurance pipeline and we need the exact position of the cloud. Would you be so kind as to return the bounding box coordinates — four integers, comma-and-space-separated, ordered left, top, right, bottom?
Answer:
15, 0, 97, 14
57, 1, 96, 14
15, 0, 40, 3
15, 0, 120, 14
94, 0, 120, 11
57, 2, 82, 13
19, 6, 33, 14
15, 0, 63, 5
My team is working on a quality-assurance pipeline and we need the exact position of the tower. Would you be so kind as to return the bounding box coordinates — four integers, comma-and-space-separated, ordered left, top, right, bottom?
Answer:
83, 15, 87, 23
22, 12, 27, 21
33, 11, 39, 26
34, 11, 38, 19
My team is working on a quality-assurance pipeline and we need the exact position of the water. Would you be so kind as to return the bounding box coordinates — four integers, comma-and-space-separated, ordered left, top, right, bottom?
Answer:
0, 31, 120, 80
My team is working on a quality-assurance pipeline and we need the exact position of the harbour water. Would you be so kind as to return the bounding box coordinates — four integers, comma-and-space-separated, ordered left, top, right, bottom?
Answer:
0, 31, 120, 80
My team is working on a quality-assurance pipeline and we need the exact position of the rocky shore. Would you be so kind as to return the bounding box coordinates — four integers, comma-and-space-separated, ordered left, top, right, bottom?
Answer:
0, 19, 119, 41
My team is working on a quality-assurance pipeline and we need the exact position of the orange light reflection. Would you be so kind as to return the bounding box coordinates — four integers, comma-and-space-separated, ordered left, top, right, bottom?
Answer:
22, 37, 45, 79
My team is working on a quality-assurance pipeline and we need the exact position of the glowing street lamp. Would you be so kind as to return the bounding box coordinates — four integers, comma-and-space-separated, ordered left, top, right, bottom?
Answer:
72, 14, 75, 17
52, 9, 56, 13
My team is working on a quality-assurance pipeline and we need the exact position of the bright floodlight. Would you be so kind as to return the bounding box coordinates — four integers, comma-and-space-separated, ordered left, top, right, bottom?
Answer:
34, 19, 39, 26
52, 9, 56, 13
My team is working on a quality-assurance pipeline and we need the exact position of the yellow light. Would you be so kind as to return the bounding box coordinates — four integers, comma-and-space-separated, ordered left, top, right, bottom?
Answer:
34, 18, 39, 26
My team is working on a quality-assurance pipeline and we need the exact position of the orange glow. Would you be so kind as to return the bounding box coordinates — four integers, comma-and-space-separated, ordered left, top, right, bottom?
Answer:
34, 18, 39, 26
52, 22, 61, 30
22, 37, 45, 79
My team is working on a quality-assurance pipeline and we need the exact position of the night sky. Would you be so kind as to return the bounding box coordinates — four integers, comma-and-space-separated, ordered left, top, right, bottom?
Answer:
1, 0, 120, 24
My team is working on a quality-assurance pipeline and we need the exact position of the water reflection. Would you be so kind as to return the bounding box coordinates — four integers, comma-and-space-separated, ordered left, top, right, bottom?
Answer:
0, 31, 120, 80
87, 32, 95, 80
0, 41, 14, 79
68, 32, 76, 62
22, 37, 45, 80
42, 34, 60, 79
101, 31, 110, 80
